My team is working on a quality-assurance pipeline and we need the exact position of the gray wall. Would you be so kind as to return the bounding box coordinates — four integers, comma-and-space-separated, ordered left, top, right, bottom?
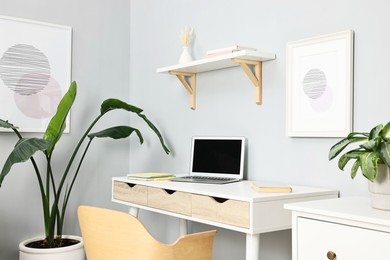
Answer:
129, 0, 390, 259
0, 0, 131, 259
1, 0, 390, 259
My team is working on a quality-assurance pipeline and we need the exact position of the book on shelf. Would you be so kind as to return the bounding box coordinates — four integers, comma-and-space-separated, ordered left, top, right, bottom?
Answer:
127, 172, 175, 181
251, 182, 292, 193
206, 45, 257, 57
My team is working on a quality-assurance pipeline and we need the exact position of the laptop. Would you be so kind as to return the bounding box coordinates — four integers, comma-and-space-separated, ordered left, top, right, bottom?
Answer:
171, 136, 245, 184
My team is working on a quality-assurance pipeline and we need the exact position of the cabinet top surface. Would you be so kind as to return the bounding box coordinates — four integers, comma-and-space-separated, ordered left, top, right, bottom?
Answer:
285, 196, 390, 226
113, 177, 337, 202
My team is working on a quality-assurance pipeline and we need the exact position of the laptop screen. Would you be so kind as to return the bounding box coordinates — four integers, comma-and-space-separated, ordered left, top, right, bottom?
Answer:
190, 137, 245, 179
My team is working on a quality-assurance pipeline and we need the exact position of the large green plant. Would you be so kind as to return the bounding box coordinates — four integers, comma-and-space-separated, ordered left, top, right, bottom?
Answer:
328, 122, 390, 181
0, 81, 169, 248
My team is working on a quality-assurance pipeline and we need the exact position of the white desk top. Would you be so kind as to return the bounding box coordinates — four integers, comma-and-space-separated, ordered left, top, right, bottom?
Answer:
113, 177, 338, 203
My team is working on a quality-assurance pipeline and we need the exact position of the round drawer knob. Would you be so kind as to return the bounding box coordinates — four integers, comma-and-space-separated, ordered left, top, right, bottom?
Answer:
327, 251, 336, 259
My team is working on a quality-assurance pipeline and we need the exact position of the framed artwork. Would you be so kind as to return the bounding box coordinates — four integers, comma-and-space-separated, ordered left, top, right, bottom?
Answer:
0, 15, 72, 132
286, 30, 354, 137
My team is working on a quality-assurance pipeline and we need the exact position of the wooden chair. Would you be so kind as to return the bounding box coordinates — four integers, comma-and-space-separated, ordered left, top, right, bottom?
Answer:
78, 206, 217, 260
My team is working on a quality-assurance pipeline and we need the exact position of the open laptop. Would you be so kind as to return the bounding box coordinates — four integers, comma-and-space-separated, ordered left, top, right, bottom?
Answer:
171, 136, 245, 184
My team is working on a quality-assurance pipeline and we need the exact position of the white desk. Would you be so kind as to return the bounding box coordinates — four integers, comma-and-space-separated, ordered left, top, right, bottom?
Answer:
112, 177, 338, 260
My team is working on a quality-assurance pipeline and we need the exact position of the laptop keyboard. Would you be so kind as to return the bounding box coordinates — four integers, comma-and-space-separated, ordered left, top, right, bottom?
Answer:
181, 176, 236, 181
171, 174, 241, 184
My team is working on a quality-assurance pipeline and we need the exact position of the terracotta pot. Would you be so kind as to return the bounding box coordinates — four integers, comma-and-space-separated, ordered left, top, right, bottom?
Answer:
368, 164, 390, 210
19, 235, 85, 260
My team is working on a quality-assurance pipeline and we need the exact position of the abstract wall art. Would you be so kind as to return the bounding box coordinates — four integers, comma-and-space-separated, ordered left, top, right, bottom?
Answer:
286, 30, 354, 137
0, 16, 72, 132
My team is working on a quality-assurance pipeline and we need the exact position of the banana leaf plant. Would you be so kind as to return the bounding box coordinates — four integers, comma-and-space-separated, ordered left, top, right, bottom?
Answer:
0, 81, 170, 248
328, 122, 390, 181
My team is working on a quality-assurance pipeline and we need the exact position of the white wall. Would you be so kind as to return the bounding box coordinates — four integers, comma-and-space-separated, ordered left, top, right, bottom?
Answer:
1, 1, 390, 259
129, 0, 390, 259
0, 0, 131, 259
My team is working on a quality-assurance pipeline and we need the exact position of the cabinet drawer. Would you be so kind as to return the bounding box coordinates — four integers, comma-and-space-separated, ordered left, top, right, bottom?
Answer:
112, 181, 148, 206
147, 187, 191, 216
192, 194, 249, 228
297, 217, 390, 259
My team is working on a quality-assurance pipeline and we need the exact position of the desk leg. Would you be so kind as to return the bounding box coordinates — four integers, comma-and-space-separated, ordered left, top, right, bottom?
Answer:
246, 234, 260, 260
129, 207, 139, 218
179, 219, 188, 236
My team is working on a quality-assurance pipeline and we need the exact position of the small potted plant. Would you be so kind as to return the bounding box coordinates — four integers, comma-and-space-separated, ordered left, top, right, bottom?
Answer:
329, 122, 390, 210
0, 81, 170, 259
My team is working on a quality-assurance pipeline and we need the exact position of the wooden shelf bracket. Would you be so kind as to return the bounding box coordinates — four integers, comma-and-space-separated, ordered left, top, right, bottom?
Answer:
231, 58, 263, 105
169, 70, 196, 110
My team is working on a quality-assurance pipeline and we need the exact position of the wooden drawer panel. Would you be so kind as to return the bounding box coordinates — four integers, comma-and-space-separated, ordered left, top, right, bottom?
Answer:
112, 181, 148, 206
192, 194, 250, 228
147, 187, 191, 216
297, 217, 390, 259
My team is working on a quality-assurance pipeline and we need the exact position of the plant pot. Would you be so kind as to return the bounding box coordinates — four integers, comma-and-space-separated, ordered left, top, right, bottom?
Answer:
368, 164, 390, 210
19, 235, 85, 260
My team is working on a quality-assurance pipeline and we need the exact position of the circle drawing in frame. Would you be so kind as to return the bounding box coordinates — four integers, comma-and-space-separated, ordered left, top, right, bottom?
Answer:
302, 68, 333, 112
0, 44, 51, 96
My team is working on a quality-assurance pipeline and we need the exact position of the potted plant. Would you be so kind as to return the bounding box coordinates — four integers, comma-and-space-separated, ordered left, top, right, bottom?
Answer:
328, 122, 390, 210
0, 81, 170, 259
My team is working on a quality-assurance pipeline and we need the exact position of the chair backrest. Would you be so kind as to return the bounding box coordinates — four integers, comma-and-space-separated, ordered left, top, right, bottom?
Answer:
78, 206, 216, 260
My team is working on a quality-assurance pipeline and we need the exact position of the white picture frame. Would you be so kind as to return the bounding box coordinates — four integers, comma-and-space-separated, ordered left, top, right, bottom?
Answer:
286, 30, 354, 137
0, 15, 72, 133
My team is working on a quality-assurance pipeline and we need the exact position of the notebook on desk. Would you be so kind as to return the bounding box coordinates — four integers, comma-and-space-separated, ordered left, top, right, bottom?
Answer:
171, 136, 245, 184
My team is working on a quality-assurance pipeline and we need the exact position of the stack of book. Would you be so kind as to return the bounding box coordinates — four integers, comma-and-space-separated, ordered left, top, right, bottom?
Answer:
251, 182, 292, 193
127, 173, 175, 181
206, 45, 256, 58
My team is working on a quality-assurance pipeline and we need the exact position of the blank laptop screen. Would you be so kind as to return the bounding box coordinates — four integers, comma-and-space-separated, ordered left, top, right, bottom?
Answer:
190, 137, 245, 177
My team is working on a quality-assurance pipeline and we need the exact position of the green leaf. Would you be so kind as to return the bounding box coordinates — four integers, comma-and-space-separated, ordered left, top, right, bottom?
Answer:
383, 122, 390, 133
344, 149, 366, 158
381, 122, 390, 141
88, 126, 144, 143
360, 137, 380, 151
351, 160, 361, 179
329, 136, 367, 160
359, 152, 380, 181
0, 138, 50, 186
0, 119, 18, 129
338, 154, 351, 170
369, 124, 383, 140
337, 149, 364, 170
347, 132, 369, 138
137, 113, 170, 154
379, 142, 390, 169
43, 82, 77, 156
99, 99, 169, 154
100, 99, 143, 115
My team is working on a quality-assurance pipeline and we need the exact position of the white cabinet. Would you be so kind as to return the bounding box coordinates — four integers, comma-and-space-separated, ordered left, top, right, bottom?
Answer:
285, 197, 390, 260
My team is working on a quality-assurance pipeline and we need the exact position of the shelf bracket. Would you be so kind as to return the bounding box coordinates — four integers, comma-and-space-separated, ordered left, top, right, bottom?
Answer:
231, 58, 263, 105
168, 70, 196, 110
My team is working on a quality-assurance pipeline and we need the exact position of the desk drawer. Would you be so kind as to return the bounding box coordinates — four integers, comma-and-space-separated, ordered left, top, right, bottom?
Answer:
147, 187, 191, 216
112, 181, 148, 206
192, 194, 250, 228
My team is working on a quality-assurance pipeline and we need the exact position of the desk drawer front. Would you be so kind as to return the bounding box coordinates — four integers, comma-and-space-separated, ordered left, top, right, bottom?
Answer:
147, 187, 191, 216
192, 194, 250, 228
113, 181, 148, 206
297, 217, 390, 259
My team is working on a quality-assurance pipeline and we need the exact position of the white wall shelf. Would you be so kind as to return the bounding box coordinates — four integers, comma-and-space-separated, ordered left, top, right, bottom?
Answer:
157, 50, 276, 110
